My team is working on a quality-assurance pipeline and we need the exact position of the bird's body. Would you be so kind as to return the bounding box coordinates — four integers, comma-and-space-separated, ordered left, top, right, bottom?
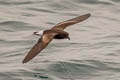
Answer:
45, 29, 70, 39
22, 13, 91, 63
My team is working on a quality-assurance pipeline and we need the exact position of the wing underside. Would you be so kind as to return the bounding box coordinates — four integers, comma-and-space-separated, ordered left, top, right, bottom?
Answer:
22, 33, 56, 63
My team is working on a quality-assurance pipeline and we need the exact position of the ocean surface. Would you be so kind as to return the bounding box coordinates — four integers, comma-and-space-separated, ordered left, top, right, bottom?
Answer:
0, 0, 120, 80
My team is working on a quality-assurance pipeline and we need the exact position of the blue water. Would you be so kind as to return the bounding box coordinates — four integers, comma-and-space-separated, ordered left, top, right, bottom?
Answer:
0, 0, 120, 80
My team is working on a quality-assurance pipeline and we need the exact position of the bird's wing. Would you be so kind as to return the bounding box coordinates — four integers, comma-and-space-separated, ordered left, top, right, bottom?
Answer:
22, 33, 57, 63
52, 13, 91, 30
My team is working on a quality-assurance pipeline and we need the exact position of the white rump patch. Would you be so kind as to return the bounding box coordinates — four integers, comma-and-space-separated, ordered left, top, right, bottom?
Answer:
36, 30, 44, 36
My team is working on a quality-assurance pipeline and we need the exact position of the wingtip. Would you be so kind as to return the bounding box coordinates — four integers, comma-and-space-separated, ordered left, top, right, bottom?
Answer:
22, 58, 29, 64
86, 13, 91, 17
22, 60, 26, 64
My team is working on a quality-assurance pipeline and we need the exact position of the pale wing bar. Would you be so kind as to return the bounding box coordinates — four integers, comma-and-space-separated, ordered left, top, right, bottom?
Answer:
52, 13, 91, 30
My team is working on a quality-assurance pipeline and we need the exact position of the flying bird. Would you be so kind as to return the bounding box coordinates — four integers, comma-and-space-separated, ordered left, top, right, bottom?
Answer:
22, 13, 91, 63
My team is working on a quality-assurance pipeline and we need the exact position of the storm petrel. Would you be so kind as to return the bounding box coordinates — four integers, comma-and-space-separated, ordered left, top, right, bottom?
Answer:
22, 13, 91, 63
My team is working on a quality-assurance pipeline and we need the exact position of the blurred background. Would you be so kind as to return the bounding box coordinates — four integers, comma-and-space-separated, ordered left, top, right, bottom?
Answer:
0, 0, 120, 80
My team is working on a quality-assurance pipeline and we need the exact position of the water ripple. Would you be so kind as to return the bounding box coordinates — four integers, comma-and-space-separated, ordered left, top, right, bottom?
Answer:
0, 0, 120, 80
0, 1, 41, 6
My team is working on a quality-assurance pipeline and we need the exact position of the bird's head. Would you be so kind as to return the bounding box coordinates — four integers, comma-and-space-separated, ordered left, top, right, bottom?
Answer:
33, 30, 44, 36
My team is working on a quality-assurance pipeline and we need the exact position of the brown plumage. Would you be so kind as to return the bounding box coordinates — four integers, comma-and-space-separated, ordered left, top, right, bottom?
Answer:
22, 13, 91, 63
52, 13, 91, 30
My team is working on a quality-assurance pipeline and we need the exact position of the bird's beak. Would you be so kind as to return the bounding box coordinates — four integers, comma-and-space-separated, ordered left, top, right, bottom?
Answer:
67, 36, 70, 40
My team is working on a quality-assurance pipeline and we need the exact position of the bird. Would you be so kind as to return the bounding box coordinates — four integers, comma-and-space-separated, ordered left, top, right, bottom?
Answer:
22, 13, 91, 63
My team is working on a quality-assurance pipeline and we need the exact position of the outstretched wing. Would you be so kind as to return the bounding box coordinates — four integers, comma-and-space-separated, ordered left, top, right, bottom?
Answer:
52, 13, 91, 30
22, 33, 56, 63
